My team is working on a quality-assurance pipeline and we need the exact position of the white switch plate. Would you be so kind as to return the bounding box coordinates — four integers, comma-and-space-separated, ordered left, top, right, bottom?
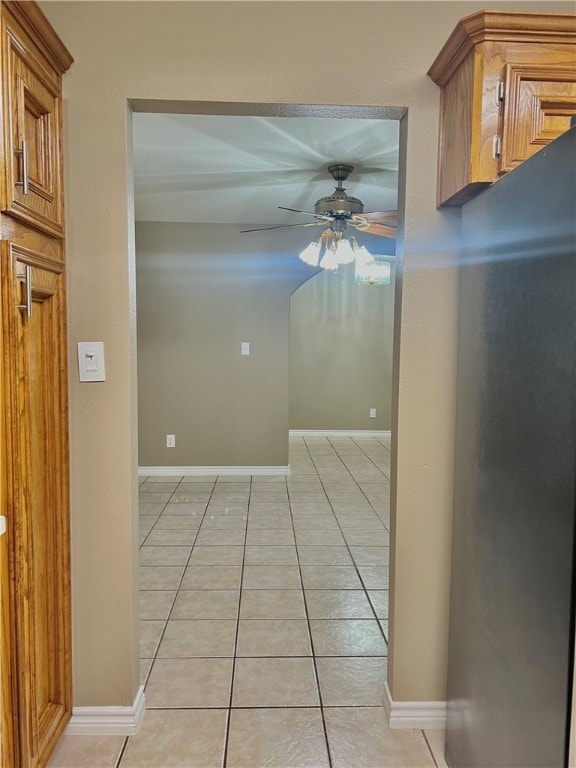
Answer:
241, 342, 250, 356
369, 408, 377, 418
77, 342, 106, 382
0, 516, 6, 536
166, 434, 175, 448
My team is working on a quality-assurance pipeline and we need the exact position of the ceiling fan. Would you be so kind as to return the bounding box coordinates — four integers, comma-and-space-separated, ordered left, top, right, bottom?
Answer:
241, 163, 397, 240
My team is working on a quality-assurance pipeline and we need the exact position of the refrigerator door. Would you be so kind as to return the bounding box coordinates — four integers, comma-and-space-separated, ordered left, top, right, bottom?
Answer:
447, 128, 576, 767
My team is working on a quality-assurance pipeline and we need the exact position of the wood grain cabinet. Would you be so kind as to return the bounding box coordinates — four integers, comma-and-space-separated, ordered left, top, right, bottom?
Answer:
0, 3, 73, 767
428, 11, 576, 207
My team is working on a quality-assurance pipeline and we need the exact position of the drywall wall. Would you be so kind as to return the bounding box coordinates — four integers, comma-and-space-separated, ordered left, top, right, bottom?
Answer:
39, 0, 574, 710
136, 221, 311, 468
289, 256, 395, 430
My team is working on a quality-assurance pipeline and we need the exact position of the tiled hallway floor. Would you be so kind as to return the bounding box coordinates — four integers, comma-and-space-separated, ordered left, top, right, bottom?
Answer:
49, 436, 447, 768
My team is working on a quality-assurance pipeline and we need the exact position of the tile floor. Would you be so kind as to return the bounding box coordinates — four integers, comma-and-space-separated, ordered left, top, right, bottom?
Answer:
49, 436, 448, 768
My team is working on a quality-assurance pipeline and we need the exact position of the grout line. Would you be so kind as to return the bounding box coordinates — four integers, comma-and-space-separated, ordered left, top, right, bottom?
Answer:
221, 473, 252, 768
293, 439, 333, 768
423, 729, 440, 768
114, 736, 129, 767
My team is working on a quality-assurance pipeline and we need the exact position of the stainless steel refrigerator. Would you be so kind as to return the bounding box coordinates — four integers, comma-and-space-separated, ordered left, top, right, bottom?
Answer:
446, 127, 576, 767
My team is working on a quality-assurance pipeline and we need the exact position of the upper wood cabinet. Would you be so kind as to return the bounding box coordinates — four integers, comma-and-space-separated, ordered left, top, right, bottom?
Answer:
0, 2, 72, 236
428, 11, 576, 207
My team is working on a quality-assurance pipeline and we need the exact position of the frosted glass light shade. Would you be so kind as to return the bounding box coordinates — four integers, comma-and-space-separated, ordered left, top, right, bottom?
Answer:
299, 241, 321, 266
334, 238, 356, 264
320, 246, 339, 270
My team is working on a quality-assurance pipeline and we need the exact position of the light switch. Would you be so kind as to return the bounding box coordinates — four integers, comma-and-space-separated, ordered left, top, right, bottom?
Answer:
241, 342, 250, 356
78, 341, 106, 382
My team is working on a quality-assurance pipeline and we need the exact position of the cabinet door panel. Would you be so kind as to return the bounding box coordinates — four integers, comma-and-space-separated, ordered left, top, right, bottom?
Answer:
1, 242, 71, 767
2, 24, 63, 237
500, 63, 576, 172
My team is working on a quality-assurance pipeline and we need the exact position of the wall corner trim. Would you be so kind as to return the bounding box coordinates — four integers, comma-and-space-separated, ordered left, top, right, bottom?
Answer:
383, 682, 447, 730
65, 686, 146, 735
289, 430, 391, 438
138, 465, 291, 476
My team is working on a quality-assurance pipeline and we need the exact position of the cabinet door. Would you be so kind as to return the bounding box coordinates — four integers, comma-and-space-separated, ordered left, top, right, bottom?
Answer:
1, 242, 71, 767
500, 63, 576, 173
1, 23, 64, 237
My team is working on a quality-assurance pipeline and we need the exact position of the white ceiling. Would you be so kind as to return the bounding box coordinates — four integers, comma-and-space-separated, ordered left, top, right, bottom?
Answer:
132, 114, 399, 226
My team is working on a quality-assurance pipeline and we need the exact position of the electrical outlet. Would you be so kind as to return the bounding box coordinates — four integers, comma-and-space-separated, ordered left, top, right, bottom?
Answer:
166, 434, 175, 448
369, 408, 377, 418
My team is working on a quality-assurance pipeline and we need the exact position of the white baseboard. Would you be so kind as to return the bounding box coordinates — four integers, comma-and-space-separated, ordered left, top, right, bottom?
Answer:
65, 686, 145, 735
384, 682, 446, 729
139, 465, 290, 477
290, 429, 391, 438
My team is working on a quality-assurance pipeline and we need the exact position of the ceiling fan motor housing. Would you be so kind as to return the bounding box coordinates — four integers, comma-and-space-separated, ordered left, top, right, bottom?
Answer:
314, 163, 364, 218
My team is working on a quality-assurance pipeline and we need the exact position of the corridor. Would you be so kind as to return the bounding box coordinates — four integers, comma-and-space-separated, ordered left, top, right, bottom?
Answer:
49, 436, 446, 767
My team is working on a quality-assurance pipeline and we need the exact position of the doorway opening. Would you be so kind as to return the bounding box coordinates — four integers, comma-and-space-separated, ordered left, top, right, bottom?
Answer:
131, 100, 405, 765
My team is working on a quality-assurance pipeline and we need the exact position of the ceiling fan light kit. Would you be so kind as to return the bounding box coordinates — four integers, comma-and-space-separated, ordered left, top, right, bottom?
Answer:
242, 162, 397, 282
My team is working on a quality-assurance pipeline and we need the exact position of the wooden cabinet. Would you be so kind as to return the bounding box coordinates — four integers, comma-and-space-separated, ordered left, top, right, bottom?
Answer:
0, 3, 72, 767
428, 11, 576, 207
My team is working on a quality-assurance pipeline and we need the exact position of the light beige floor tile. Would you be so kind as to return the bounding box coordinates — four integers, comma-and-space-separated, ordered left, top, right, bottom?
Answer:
248, 502, 290, 513
337, 515, 384, 529
138, 566, 184, 591
139, 590, 175, 620
48, 735, 126, 768
226, 708, 329, 768
206, 503, 248, 515
194, 529, 246, 545
247, 516, 293, 530
143, 529, 198, 546
232, 657, 319, 706
210, 492, 250, 503
139, 620, 165, 658
176, 481, 215, 493
171, 590, 240, 620
240, 589, 306, 619
188, 545, 244, 566
368, 590, 389, 619
300, 566, 362, 590
292, 516, 339, 530
305, 590, 374, 619
349, 545, 389, 566
358, 565, 390, 589
145, 657, 233, 707
297, 546, 353, 566
200, 515, 247, 530
251, 475, 287, 484
424, 730, 449, 767
295, 529, 345, 546
217, 475, 252, 482
236, 619, 311, 656
157, 619, 236, 658
138, 502, 166, 515
324, 707, 435, 768
342, 529, 389, 546
140, 481, 179, 493
121, 709, 227, 767
316, 656, 387, 705
154, 516, 202, 530
213, 482, 250, 492
310, 619, 387, 656
181, 565, 242, 590
242, 565, 302, 590
138, 492, 172, 503
162, 502, 207, 516
170, 492, 211, 503
138, 546, 191, 566
244, 545, 298, 565
245, 529, 296, 545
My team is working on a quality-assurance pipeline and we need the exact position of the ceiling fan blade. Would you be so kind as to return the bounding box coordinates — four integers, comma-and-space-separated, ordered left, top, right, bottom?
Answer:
353, 221, 397, 239
278, 206, 325, 218
360, 210, 398, 224
240, 221, 326, 233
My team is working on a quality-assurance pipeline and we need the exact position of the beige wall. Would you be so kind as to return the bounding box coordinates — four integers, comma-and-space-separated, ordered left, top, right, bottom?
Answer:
40, 0, 573, 708
290, 256, 395, 430
136, 221, 311, 467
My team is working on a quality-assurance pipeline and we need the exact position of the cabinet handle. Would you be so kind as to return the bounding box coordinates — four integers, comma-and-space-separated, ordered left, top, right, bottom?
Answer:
17, 265, 32, 318
15, 140, 29, 195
